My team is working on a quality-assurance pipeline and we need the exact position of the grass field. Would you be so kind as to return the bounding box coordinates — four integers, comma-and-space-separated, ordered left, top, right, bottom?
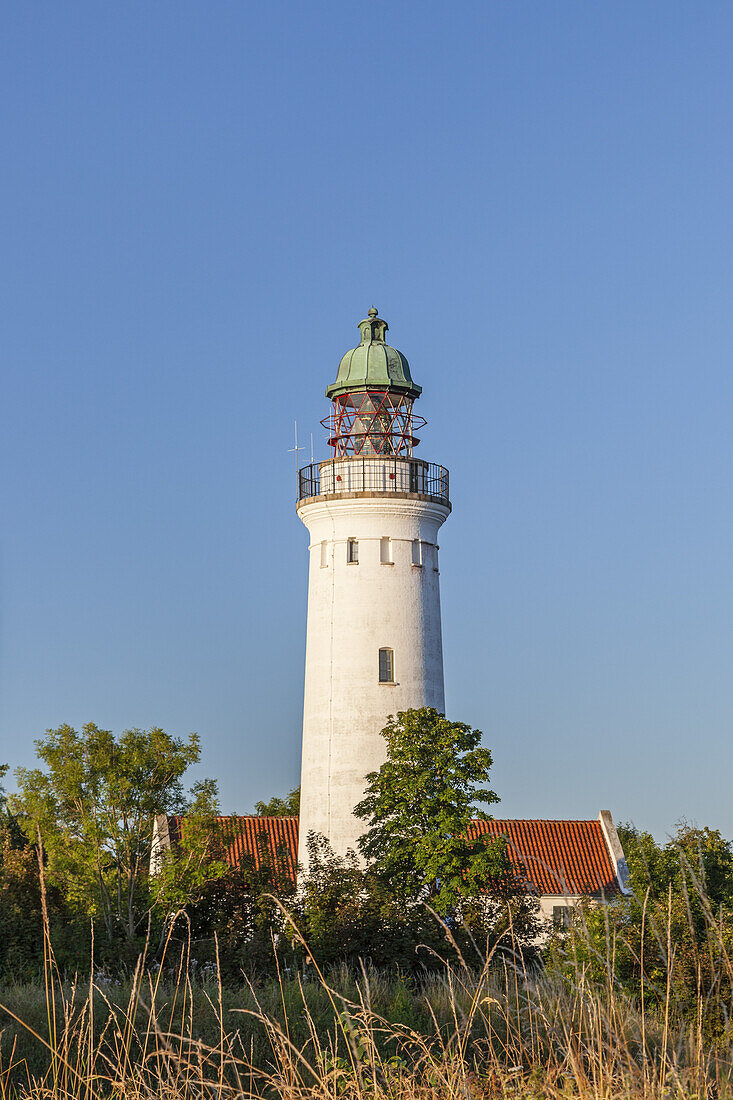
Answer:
1, 914, 732, 1100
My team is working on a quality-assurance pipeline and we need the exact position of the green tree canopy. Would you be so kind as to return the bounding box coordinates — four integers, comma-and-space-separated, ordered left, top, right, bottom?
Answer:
254, 786, 300, 816
558, 822, 733, 1035
150, 778, 228, 915
621, 821, 733, 908
11, 723, 204, 942
354, 707, 508, 916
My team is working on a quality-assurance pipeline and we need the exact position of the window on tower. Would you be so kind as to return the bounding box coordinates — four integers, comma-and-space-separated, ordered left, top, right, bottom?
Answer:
378, 647, 394, 683
347, 538, 359, 564
320, 541, 328, 568
380, 537, 392, 564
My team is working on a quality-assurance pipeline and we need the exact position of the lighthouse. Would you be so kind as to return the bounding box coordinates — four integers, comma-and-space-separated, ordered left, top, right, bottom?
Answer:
296, 308, 451, 867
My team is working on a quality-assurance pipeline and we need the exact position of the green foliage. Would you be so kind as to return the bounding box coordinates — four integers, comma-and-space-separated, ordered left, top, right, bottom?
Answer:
294, 832, 541, 972
168, 823, 297, 981
355, 708, 507, 915
0, 762, 83, 977
293, 834, 395, 969
0, 762, 23, 846
254, 786, 300, 816
0, 815, 85, 978
0, 763, 24, 848
151, 786, 298, 980
11, 724, 203, 943
620, 821, 733, 909
150, 779, 228, 915
555, 821, 733, 1034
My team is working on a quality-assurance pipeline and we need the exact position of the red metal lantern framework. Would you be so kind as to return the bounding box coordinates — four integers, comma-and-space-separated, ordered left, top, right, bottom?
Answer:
322, 389, 426, 457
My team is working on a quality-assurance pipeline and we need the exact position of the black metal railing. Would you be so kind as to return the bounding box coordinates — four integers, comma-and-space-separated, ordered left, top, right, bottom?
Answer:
297, 458, 450, 505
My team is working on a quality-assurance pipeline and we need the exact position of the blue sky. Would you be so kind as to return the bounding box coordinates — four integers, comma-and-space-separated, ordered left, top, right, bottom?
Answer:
2, 2, 733, 839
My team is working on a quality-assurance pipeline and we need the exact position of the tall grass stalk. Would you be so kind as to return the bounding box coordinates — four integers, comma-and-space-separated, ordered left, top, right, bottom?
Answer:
2, 858, 733, 1097
0, 948, 731, 1097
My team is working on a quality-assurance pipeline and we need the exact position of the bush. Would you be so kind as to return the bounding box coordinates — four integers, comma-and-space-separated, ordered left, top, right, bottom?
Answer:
551, 822, 733, 1038
291, 833, 541, 974
0, 818, 87, 979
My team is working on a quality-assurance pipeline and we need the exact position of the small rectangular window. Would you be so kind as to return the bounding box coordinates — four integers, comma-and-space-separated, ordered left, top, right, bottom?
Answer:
379, 647, 394, 682
380, 537, 392, 564
347, 538, 359, 564
411, 539, 422, 566
320, 540, 328, 568
553, 905, 572, 930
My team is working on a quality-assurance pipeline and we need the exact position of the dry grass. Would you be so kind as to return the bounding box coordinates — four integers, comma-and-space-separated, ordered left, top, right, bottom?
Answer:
0, 900, 732, 1098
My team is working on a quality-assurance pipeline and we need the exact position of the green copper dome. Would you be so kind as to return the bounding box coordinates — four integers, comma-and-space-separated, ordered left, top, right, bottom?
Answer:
325, 307, 422, 401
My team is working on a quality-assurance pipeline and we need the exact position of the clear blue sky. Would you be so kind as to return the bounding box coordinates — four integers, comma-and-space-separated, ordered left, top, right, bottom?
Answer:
2, 2, 732, 840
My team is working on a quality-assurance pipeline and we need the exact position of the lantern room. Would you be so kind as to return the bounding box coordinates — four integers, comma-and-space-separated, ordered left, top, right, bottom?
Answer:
323, 307, 425, 456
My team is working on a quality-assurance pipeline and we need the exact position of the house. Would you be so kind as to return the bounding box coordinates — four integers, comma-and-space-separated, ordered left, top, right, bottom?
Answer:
151, 809, 631, 925
467, 810, 631, 924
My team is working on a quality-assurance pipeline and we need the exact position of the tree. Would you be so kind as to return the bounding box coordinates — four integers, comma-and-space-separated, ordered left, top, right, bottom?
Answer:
0, 821, 82, 978
0, 763, 20, 841
0, 763, 15, 840
0, 761, 83, 977
184, 827, 298, 981
152, 795, 298, 980
11, 724, 204, 943
355, 708, 509, 916
292, 832, 451, 972
254, 786, 300, 816
149, 778, 227, 915
294, 831, 540, 972
557, 822, 733, 1035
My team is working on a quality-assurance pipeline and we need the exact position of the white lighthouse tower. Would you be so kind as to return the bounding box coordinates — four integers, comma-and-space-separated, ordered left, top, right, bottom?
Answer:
296, 308, 451, 867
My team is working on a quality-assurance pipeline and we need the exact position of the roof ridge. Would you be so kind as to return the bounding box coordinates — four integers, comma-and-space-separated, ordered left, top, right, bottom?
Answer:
472, 817, 600, 825
170, 815, 603, 830
214, 814, 299, 821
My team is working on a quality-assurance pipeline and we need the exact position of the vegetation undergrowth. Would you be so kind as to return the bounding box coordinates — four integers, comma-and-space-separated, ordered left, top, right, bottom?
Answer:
2, 894, 733, 1100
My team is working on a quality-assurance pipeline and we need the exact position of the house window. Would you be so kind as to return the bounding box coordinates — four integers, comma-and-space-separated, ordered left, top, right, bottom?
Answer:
380, 537, 392, 564
553, 905, 572, 930
347, 538, 359, 564
411, 539, 422, 566
320, 540, 328, 568
378, 647, 394, 683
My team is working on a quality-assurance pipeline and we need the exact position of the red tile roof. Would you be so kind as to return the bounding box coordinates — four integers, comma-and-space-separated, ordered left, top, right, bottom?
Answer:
167, 815, 298, 887
164, 815, 618, 898
467, 819, 620, 898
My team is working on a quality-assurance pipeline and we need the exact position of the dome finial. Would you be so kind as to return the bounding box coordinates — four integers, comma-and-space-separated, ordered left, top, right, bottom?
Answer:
358, 307, 388, 345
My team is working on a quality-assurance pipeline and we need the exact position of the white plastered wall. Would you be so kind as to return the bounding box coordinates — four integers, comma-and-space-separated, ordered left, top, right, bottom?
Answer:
297, 493, 450, 868
149, 813, 171, 876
